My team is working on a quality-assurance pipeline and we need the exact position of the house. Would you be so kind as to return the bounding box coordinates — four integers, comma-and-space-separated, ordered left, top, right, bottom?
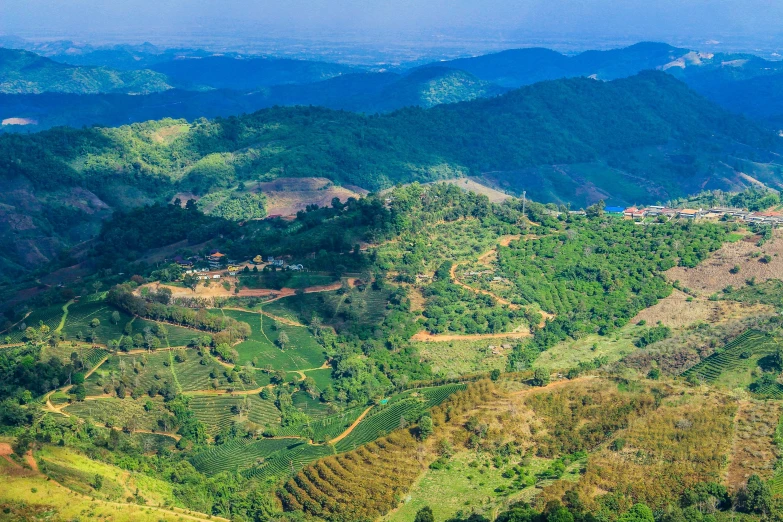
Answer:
645, 206, 666, 217
605, 206, 625, 214
173, 255, 193, 268
623, 207, 642, 219
227, 265, 241, 275
678, 209, 702, 219
252, 255, 264, 265
207, 251, 226, 269
286, 264, 305, 271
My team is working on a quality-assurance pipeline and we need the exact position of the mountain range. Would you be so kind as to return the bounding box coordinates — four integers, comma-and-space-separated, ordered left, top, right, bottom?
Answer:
2, 42, 783, 132
0, 70, 780, 277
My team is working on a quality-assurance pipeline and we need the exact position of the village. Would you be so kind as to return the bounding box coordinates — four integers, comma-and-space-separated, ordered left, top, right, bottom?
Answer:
170, 251, 307, 284
605, 205, 783, 224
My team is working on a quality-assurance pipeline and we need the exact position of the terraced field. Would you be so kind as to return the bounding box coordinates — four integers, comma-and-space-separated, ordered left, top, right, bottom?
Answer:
189, 394, 281, 436
264, 287, 392, 333
61, 301, 131, 342
64, 397, 167, 431
43, 344, 109, 370
681, 330, 774, 383
1, 304, 64, 344
84, 351, 174, 396
334, 384, 466, 452
277, 406, 365, 443
133, 318, 196, 347
751, 382, 783, 400
243, 443, 334, 482
190, 438, 302, 475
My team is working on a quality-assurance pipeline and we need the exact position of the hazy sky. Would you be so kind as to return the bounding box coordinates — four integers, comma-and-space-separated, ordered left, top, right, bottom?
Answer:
3, 0, 783, 44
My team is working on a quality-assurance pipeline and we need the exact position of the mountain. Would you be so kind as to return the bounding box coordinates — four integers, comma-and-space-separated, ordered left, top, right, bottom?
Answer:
421, 42, 689, 87
149, 55, 359, 89
0, 48, 173, 94
0, 68, 504, 130
0, 71, 779, 275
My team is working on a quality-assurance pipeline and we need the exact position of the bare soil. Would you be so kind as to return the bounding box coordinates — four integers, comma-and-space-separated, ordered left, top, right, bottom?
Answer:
252, 177, 368, 216
632, 290, 773, 328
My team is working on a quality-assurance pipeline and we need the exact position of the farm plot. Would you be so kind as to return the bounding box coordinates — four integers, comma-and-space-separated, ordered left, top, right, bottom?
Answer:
190, 438, 301, 475
1, 304, 64, 344
84, 351, 173, 396
277, 407, 365, 443
264, 287, 393, 334
64, 397, 168, 431
680, 330, 774, 383
304, 368, 334, 391
334, 384, 465, 452
43, 344, 108, 371
243, 443, 334, 482
188, 394, 281, 436
61, 301, 131, 342
291, 392, 332, 419
132, 318, 196, 347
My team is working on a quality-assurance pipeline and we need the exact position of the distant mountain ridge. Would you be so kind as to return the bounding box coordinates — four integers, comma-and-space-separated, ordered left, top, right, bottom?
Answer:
0, 48, 173, 94
0, 70, 780, 275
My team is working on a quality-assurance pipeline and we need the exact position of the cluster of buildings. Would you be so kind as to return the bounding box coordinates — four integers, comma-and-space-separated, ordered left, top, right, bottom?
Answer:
603, 205, 783, 225
167, 250, 307, 284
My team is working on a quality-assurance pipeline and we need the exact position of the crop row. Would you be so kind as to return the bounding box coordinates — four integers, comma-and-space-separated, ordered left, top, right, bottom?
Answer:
189, 394, 281, 435
681, 330, 771, 382
243, 443, 333, 481
190, 437, 299, 475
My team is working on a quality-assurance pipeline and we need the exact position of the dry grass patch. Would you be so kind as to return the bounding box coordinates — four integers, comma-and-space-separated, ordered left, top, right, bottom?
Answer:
253, 177, 368, 216
726, 400, 781, 491
541, 389, 736, 511
667, 230, 783, 295
632, 290, 772, 328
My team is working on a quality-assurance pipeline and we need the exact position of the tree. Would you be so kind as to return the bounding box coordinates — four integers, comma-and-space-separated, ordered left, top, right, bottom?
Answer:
111, 311, 121, 324
90, 318, 101, 328
490, 369, 501, 381
736, 474, 772, 515
618, 504, 654, 522
12, 430, 34, 457
91, 474, 103, 490
414, 506, 435, 522
532, 368, 550, 387
418, 415, 434, 440
92, 281, 103, 296
276, 331, 289, 350
183, 273, 199, 293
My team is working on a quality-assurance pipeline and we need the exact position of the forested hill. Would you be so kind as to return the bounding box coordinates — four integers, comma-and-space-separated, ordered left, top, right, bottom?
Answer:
0, 70, 780, 274
0, 48, 173, 94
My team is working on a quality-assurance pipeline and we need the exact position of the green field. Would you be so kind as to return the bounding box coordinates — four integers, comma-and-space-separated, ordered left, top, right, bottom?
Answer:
61, 301, 132, 343
221, 309, 325, 370
43, 344, 109, 371
239, 272, 337, 290
277, 406, 365, 443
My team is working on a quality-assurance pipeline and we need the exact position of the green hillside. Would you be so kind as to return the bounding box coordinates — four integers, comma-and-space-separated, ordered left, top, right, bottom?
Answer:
0, 48, 173, 94
0, 71, 780, 276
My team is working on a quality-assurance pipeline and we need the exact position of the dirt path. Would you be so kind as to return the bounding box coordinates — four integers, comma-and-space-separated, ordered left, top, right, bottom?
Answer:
24, 450, 38, 471
0, 442, 20, 468
222, 306, 306, 327
327, 406, 374, 445
449, 262, 520, 309
411, 330, 533, 342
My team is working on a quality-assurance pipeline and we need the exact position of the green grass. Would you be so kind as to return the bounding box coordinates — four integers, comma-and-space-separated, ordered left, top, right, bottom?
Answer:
132, 318, 196, 347
416, 339, 508, 378
303, 367, 334, 391
239, 272, 336, 290
263, 287, 392, 333
681, 330, 774, 384
533, 324, 639, 372
61, 301, 131, 342
385, 453, 580, 522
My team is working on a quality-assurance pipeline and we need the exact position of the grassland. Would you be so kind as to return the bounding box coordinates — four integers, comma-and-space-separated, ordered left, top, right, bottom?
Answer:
532, 324, 638, 372
415, 339, 508, 378
386, 453, 580, 522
